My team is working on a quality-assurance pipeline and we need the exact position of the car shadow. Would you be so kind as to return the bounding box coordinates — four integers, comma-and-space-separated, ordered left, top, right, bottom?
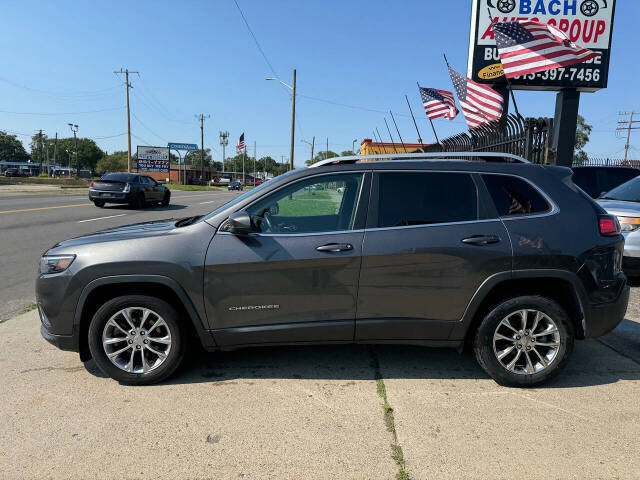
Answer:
102, 203, 188, 212
82, 321, 640, 388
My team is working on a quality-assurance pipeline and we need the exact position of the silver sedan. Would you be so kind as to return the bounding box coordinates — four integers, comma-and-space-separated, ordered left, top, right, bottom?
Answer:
598, 176, 640, 276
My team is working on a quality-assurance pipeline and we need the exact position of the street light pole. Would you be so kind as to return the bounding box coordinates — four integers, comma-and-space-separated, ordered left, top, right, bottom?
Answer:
266, 69, 296, 171
352, 139, 358, 154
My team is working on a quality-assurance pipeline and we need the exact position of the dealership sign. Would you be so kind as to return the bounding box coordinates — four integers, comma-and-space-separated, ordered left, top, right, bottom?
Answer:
136, 146, 170, 173
468, 0, 616, 91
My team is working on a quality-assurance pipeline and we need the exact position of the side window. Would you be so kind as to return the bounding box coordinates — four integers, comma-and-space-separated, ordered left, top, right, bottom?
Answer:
246, 173, 364, 234
145, 176, 157, 186
376, 172, 477, 228
482, 174, 550, 217
139, 176, 148, 185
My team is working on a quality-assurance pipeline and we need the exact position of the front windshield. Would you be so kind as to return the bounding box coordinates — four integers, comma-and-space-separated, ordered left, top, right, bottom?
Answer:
203, 170, 298, 221
601, 177, 640, 202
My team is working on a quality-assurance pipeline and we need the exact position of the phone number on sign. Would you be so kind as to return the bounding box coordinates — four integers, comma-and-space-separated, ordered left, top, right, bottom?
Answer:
513, 67, 601, 82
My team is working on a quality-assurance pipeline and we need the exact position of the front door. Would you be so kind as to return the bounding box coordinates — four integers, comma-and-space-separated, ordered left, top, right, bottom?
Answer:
356, 170, 512, 341
204, 171, 369, 347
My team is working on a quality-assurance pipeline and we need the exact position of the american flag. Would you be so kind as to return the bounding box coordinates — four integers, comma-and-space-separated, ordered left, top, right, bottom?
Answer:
448, 66, 503, 129
493, 20, 601, 79
236, 133, 245, 152
419, 86, 458, 121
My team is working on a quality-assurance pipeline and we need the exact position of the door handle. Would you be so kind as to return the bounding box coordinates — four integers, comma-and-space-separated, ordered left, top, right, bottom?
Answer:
316, 243, 353, 252
461, 235, 500, 246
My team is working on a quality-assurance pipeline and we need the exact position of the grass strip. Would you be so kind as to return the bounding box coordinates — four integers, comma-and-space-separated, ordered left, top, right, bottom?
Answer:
369, 346, 410, 480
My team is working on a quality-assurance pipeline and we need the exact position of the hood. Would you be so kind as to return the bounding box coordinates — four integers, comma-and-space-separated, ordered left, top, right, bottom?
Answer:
51, 218, 180, 249
597, 199, 640, 217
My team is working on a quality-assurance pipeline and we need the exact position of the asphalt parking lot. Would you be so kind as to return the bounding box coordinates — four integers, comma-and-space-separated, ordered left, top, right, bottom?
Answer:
1, 187, 640, 479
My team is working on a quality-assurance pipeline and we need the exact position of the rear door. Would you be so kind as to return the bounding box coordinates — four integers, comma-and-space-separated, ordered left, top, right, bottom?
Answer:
356, 170, 512, 341
204, 171, 369, 346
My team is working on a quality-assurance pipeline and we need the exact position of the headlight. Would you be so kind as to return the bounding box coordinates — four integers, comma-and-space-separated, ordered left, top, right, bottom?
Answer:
618, 217, 640, 232
123, 183, 131, 193
40, 255, 76, 274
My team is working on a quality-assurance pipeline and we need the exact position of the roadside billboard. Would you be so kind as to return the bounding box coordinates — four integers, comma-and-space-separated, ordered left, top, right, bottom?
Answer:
468, 0, 616, 91
136, 146, 170, 172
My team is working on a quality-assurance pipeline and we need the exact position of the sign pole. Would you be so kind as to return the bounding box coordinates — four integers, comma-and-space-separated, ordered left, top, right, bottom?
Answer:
552, 89, 580, 167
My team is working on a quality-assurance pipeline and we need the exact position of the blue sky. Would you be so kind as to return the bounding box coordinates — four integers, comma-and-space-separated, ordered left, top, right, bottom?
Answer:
1, 0, 638, 166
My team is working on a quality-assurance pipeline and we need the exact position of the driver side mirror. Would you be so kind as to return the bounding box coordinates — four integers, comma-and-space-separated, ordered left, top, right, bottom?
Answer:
227, 211, 253, 235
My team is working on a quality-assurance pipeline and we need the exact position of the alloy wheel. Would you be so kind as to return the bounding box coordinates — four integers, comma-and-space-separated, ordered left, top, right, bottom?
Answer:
102, 307, 172, 374
492, 309, 561, 375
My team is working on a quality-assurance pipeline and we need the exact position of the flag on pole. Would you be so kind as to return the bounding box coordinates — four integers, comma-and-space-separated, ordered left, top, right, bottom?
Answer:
492, 20, 601, 79
418, 86, 458, 121
236, 133, 246, 152
448, 66, 504, 129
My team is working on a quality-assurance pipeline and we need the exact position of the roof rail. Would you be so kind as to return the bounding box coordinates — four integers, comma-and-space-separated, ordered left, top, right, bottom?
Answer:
308, 152, 530, 168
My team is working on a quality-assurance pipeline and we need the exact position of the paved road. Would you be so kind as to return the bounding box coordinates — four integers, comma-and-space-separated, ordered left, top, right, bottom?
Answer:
0, 188, 240, 321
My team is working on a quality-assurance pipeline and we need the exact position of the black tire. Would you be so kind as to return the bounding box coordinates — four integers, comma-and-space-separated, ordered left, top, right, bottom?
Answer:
161, 191, 170, 206
87, 295, 185, 385
93, 200, 105, 208
130, 192, 145, 209
473, 296, 574, 387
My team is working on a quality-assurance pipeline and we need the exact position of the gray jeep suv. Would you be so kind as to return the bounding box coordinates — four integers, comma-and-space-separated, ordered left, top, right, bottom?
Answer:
37, 153, 629, 387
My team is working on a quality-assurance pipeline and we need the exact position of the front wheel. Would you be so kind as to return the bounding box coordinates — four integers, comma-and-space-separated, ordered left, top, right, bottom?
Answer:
473, 296, 574, 387
87, 295, 185, 385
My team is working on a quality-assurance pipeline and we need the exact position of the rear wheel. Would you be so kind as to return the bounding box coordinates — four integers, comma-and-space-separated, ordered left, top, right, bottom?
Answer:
130, 192, 145, 209
87, 295, 184, 385
473, 296, 574, 387
93, 200, 105, 208
161, 191, 170, 206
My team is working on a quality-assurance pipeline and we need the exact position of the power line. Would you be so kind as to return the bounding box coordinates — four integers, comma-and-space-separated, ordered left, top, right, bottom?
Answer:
0, 76, 121, 99
617, 111, 640, 162
233, 0, 279, 79
131, 112, 168, 143
0, 107, 123, 116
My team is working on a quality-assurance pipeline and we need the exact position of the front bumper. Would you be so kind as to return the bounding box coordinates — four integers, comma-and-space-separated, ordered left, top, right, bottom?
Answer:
40, 323, 79, 352
582, 282, 630, 338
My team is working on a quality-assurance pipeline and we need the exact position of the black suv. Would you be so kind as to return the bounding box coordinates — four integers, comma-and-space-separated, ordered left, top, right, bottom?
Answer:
37, 154, 629, 387
572, 166, 639, 199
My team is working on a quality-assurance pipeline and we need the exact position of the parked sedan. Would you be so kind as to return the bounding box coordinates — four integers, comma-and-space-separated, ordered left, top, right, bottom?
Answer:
4, 168, 28, 177
228, 180, 243, 191
598, 176, 640, 276
89, 172, 170, 208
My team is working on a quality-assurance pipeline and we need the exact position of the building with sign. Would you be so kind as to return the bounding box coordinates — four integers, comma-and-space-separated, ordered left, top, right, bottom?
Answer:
359, 139, 432, 156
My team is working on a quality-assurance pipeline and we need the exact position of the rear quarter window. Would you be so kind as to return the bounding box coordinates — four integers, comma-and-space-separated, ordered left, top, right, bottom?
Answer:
482, 174, 551, 217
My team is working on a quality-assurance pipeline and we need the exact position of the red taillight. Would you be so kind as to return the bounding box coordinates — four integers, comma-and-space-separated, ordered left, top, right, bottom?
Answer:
599, 215, 620, 236
90, 181, 94, 188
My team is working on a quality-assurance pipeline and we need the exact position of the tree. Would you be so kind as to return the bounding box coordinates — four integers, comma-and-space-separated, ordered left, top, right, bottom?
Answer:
29, 131, 48, 165
96, 151, 128, 174
306, 150, 339, 166
341, 150, 355, 156
573, 115, 592, 165
184, 148, 212, 167
0, 131, 29, 162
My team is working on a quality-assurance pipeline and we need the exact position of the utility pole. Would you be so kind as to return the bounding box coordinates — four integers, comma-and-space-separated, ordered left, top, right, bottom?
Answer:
68, 124, 78, 177
114, 68, 139, 172
54, 133, 58, 166
311, 136, 315, 163
196, 114, 210, 180
253, 141, 257, 185
219, 131, 229, 174
618, 112, 640, 162
37, 130, 43, 173
326, 137, 329, 160
289, 69, 296, 171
